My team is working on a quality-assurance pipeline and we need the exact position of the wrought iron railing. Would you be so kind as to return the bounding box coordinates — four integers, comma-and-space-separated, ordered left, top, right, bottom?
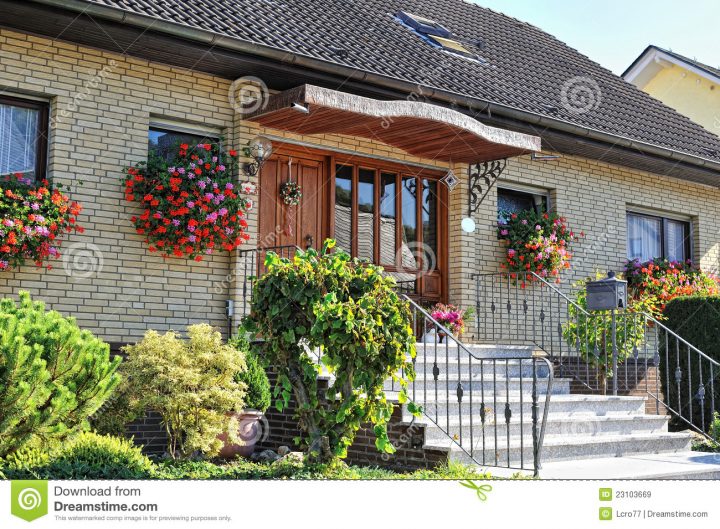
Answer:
471, 272, 719, 437
237, 245, 299, 317
399, 295, 554, 477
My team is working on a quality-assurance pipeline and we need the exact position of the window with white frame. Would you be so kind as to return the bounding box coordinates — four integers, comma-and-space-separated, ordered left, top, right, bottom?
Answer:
626, 210, 691, 262
0, 95, 49, 180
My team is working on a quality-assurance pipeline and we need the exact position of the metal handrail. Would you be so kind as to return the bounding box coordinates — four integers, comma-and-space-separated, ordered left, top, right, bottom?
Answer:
238, 244, 300, 317
471, 271, 719, 438
400, 294, 554, 477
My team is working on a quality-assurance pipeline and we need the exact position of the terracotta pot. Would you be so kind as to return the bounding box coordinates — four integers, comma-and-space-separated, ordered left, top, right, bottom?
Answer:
438, 331, 447, 344
218, 410, 265, 459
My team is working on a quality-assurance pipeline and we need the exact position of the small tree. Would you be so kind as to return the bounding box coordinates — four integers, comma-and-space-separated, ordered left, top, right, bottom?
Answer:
562, 274, 650, 391
0, 291, 121, 457
245, 240, 418, 463
118, 324, 246, 459
231, 332, 271, 412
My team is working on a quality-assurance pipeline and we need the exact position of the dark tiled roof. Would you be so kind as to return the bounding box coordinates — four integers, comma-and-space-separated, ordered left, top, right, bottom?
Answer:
84, 0, 720, 164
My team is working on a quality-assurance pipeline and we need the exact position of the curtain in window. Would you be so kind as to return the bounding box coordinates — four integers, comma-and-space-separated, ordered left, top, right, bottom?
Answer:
665, 220, 687, 262
627, 214, 661, 261
0, 103, 38, 176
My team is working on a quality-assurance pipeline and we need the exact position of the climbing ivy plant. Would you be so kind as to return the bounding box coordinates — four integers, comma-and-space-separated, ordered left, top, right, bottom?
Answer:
245, 240, 418, 463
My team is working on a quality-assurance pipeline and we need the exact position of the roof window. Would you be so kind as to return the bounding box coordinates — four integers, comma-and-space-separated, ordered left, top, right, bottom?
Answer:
396, 11, 477, 60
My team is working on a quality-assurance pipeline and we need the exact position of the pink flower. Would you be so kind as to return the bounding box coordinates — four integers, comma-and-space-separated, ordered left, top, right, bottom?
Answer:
500, 229, 509, 236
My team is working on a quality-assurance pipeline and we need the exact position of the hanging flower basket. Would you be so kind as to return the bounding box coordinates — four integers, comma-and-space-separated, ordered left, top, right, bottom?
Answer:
0, 173, 83, 271
498, 209, 582, 284
123, 142, 255, 261
279, 180, 302, 206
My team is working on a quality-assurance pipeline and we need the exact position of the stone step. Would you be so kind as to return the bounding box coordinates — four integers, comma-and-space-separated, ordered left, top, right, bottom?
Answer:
418, 414, 669, 443
410, 357, 552, 378
439, 431, 693, 465
414, 343, 537, 359
391, 376, 571, 395
391, 392, 648, 417
538, 451, 720, 479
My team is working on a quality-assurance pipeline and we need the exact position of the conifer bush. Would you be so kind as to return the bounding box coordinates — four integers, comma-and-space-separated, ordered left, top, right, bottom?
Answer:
0, 291, 121, 457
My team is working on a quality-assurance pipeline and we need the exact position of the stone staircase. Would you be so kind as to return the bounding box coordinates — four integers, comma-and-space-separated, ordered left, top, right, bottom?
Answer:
385, 344, 720, 479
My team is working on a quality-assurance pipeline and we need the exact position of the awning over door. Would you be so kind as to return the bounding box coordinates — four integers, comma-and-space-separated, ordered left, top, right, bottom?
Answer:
245, 84, 540, 163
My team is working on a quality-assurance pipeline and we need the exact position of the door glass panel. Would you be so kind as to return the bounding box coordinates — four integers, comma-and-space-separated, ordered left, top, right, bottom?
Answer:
334, 165, 353, 254
357, 168, 375, 261
379, 172, 397, 265
422, 179, 438, 271
401, 176, 418, 270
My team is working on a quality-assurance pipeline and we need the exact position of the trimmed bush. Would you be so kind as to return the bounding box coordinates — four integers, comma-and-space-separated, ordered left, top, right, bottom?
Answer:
231, 334, 271, 412
103, 324, 246, 459
245, 240, 417, 464
0, 291, 121, 457
661, 296, 720, 433
1, 433, 154, 480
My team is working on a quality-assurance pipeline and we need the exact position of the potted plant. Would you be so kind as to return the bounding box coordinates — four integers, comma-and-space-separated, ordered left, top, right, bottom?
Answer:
428, 303, 473, 342
218, 334, 271, 458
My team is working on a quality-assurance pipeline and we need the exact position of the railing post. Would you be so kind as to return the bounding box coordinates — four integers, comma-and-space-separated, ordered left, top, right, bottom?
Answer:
532, 358, 540, 478
611, 308, 618, 396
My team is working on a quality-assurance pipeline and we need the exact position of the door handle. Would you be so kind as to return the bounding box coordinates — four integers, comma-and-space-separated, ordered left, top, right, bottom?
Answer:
305, 234, 314, 249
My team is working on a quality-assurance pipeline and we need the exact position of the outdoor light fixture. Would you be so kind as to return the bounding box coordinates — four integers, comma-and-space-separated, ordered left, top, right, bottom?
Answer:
291, 102, 310, 114
461, 217, 476, 233
243, 135, 273, 176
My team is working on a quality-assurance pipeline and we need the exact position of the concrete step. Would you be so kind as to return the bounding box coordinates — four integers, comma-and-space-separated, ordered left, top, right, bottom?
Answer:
392, 392, 648, 417
414, 343, 537, 359
440, 431, 693, 465
410, 357, 552, 378
418, 414, 670, 443
538, 451, 720, 479
392, 376, 571, 395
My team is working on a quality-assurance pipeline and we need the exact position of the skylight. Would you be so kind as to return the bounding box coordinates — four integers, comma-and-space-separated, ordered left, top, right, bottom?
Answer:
396, 11, 477, 60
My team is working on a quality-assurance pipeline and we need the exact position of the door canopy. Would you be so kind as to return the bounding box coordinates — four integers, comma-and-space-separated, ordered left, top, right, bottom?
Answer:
245, 84, 541, 163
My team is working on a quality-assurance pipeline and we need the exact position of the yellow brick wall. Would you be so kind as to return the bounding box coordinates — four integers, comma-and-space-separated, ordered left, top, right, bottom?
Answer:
455, 153, 720, 340
2, 28, 720, 346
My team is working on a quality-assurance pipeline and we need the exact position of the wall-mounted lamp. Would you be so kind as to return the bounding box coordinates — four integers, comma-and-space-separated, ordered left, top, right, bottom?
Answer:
291, 102, 310, 114
242, 135, 273, 176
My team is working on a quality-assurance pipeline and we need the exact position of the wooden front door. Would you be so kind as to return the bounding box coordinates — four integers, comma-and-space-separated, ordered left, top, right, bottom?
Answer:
258, 150, 328, 251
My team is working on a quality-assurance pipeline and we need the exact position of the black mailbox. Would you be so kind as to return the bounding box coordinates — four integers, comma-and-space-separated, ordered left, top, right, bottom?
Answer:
586, 271, 627, 311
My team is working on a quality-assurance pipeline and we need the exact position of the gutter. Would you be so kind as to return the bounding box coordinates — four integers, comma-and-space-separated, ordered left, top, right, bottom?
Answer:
30, 0, 720, 176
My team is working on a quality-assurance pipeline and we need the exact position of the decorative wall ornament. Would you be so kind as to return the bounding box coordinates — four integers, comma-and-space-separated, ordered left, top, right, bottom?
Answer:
440, 169, 459, 191
467, 159, 507, 216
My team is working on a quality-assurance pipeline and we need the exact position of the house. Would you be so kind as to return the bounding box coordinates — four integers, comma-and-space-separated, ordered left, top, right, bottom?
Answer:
624, 45, 720, 135
1, 0, 719, 478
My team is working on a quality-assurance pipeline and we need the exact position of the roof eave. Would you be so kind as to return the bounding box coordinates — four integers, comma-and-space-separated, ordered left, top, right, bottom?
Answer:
25, 0, 720, 177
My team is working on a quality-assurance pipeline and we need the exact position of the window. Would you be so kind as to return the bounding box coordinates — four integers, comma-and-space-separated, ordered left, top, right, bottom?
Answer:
497, 187, 548, 222
333, 162, 442, 275
148, 125, 218, 161
627, 211, 691, 262
396, 11, 478, 60
0, 95, 49, 180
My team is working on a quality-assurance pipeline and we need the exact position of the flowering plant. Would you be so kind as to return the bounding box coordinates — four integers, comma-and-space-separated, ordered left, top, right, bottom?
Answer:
124, 142, 255, 260
498, 208, 581, 283
429, 303, 473, 336
0, 173, 83, 271
279, 180, 302, 206
623, 258, 719, 316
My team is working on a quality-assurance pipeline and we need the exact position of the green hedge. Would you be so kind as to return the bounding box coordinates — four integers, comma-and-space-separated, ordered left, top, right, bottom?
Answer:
661, 296, 720, 433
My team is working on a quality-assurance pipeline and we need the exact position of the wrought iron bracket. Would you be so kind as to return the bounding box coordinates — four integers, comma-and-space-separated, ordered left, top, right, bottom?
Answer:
468, 159, 507, 216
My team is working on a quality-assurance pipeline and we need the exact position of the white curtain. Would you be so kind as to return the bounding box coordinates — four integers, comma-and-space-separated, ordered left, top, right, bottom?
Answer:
0, 103, 38, 176
627, 214, 661, 261
665, 219, 687, 261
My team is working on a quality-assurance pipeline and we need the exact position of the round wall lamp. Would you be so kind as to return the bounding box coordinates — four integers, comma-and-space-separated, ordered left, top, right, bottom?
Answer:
242, 135, 273, 176
461, 217, 476, 233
